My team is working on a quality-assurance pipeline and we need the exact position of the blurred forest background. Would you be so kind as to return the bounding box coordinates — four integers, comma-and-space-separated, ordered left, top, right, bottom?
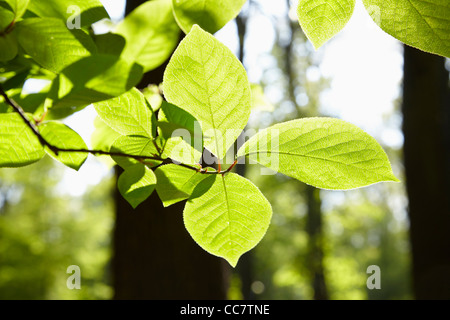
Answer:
1, 0, 448, 300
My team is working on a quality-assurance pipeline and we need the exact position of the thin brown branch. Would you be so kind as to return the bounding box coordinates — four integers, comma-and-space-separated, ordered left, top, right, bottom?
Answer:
0, 19, 15, 36
0, 85, 235, 175
0, 85, 58, 153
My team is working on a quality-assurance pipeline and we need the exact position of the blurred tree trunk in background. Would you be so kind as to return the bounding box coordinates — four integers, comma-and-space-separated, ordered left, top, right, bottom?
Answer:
402, 45, 450, 299
304, 187, 328, 300
112, 0, 230, 299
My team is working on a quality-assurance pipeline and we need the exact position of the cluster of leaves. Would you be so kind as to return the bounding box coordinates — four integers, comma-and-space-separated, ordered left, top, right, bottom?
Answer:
5, 0, 444, 267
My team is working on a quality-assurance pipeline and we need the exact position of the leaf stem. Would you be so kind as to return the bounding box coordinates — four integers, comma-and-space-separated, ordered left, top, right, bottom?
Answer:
0, 19, 15, 36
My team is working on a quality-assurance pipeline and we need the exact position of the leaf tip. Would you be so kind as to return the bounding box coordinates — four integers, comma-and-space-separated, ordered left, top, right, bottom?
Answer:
311, 41, 324, 51
120, 191, 142, 209
190, 23, 202, 34
130, 202, 140, 210
70, 156, 88, 172
297, 24, 326, 50
388, 175, 401, 183
297, 0, 356, 51
161, 200, 173, 208
225, 256, 239, 268
384, 166, 400, 183
69, 165, 82, 172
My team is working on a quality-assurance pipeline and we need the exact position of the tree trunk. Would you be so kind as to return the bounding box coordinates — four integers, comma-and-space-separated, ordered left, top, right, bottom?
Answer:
112, 0, 230, 299
305, 186, 328, 300
402, 45, 450, 299
113, 168, 230, 299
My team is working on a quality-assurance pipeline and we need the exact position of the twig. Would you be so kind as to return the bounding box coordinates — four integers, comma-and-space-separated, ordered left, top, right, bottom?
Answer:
0, 19, 15, 36
0, 86, 58, 154
0, 85, 237, 175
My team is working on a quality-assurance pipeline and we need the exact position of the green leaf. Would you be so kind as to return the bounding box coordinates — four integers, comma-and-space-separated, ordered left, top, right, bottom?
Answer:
90, 116, 121, 151
250, 83, 274, 112
0, 113, 45, 167
39, 121, 88, 170
3, 0, 29, 19
184, 172, 272, 267
0, 4, 15, 29
297, 0, 356, 49
0, 3, 18, 62
15, 17, 97, 73
172, 0, 247, 34
163, 25, 251, 160
2, 87, 49, 114
0, 32, 18, 62
0, 88, 47, 115
363, 0, 450, 58
155, 164, 210, 207
49, 54, 143, 109
110, 135, 160, 169
115, 0, 179, 72
93, 32, 125, 56
237, 117, 399, 190
27, 0, 109, 27
142, 84, 163, 111
16, 92, 49, 114
1, 77, 51, 115
1, 68, 29, 91
0, 98, 9, 113
118, 163, 157, 209
93, 88, 155, 138
158, 101, 203, 165
90, 116, 121, 167
158, 101, 202, 139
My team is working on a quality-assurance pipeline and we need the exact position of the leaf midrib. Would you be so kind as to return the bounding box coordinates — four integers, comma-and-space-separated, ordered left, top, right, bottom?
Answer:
198, 38, 221, 159
242, 150, 393, 179
406, 0, 449, 47
221, 174, 234, 256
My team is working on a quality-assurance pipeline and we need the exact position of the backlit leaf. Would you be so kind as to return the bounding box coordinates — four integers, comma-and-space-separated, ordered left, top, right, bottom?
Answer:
0, 113, 44, 167
163, 25, 251, 160
110, 135, 160, 169
93, 88, 155, 138
115, 0, 179, 72
363, 0, 450, 58
49, 54, 143, 109
158, 101, 203, 165
39, 121, 88, 170
297, 0, 355, 49
3, 0, 29, 19
237, 117, 399, 190
172, 0, 247, 34
155, 164, 210, 207
0, 32, 18, 62
15, 17, 96, 73
184, 172, 272, 267
27, 0, 108, 27
118, 163, 157, 209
